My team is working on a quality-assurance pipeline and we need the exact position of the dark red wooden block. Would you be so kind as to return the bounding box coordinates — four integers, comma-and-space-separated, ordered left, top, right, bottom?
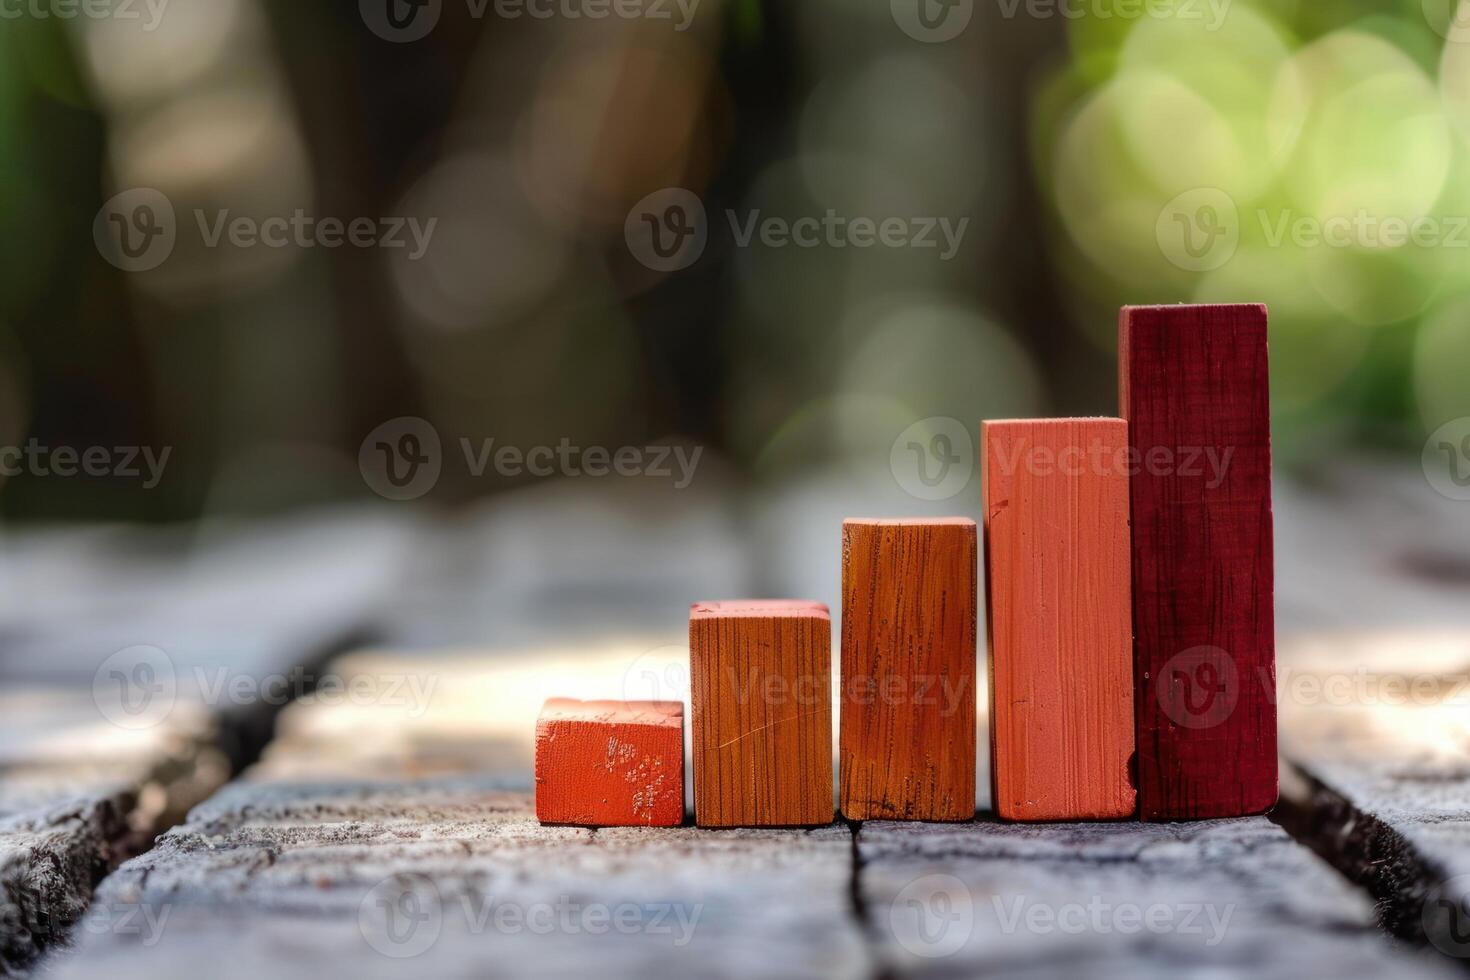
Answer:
1120, 304, 1278, 821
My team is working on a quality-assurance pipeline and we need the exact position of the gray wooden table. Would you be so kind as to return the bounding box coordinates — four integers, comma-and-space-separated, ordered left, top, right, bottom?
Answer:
3, 466, 1468, 978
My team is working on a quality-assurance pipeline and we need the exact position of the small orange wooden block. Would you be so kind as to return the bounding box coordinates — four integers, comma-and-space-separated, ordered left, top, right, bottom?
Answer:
983, 419, 1135, 821
534, 699, 684, 827
690, 601, 834, 827
840, 519, 977, 822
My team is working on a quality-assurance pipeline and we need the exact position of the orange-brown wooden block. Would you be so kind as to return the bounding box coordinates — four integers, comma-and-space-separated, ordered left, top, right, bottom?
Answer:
690, 601, 833, 827
982, 419, 1136, 822
840, 520, 977, 822
534, 699, 684, 827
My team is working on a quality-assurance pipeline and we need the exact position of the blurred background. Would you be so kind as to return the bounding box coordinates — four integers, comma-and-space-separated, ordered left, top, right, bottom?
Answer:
3, 0, 1469, 526
3, 0, 1470, 768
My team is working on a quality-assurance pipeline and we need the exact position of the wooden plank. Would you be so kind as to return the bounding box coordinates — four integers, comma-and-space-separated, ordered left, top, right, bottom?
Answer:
0, 694, 222, 977
43, 780, 871, 980
0, 516, 410, 975
1120, 304, 1278, 821
534, 699, 684, 827
690, 601, 833, 827
857, 818, 1460, 978
1276, 631, 1470, 957
982, 419, 1135, 821
840, 519, 977, 822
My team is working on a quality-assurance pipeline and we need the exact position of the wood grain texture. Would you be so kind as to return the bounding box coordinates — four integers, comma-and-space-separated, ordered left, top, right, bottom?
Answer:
535, 698, 684, 827
840, 520, 977, 822
1120, 303, 1278, 821
983, 419, 1136, 821
690, 601, 834, 827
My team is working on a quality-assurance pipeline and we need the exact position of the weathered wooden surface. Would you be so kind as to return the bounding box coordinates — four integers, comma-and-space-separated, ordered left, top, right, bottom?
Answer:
8, 465, 1470, 977
857, 818, 1458, 979
1276, 632, 1470, 954
0, 695, 221, 976
43, 780, 869, 980
0, 514, 412, 975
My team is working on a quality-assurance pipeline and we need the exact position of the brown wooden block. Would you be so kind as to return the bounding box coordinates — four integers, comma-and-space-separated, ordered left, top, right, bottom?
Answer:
1121, 303, 1278, 820
690, 601, 834, 827
982, 419, 1136, 821
840, 519, 977, 822
534, 699, 684, 827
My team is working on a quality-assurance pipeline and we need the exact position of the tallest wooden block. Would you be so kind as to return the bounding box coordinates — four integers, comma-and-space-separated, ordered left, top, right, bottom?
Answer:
1121, 304, 1278, 821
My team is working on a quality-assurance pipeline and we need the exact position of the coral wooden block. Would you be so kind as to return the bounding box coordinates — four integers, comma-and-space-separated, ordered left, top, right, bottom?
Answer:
1121, 303, 1278, 821
690, 601, 833, 827
840, 519, 977, 822
535, 699, 684, 827
983, 418, 1136, 822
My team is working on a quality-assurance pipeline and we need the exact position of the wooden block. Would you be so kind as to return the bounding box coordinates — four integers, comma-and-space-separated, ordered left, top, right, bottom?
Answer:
982, 419, 1136, 821
535, 699, 684, 827
1120, 303, 1278, 820
840, 519, 977, 822
690, 601, 834, 827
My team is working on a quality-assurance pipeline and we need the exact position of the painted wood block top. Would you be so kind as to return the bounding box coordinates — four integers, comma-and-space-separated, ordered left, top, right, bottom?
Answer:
983, 418, 1136, 821
535, 698, 685, 827
840, 519, 977, 822
690, 601, 834, 827
1120, 303, 1278, 820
